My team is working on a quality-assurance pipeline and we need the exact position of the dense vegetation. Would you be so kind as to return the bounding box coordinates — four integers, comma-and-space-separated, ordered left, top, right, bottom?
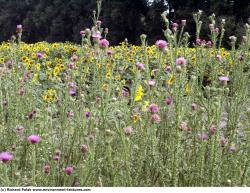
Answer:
0, 0, 249, 46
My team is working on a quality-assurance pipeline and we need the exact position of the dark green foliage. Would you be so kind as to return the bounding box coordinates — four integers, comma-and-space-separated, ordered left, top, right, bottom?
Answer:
0, 0, 249, 45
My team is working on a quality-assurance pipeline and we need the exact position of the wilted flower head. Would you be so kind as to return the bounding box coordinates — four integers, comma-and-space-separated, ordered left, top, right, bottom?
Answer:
180, 121, 192, 132
15, 125, 24, 135
80, 144, 88, 154
44, 164, 51, 174
155, 40, 167, 50
229, 144, 236, 152
181, 20, 186, 26
0, 152, 13, 163
27, 135, 41, 144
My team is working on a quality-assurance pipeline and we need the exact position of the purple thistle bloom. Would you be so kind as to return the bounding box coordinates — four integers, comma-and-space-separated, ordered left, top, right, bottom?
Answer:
0, 152, 13, 163
148, 103, 159, 114
99, 39, 109, 49
36, 52, 44, 59
69, 89, 77, 97
85, 112, 91, 118
199, 134, 209, 141
155, 40, 167, 50
27, 135, 41, 144
219, 76, 230, 86
53, 155, 60, 161
165, 96, 173, 105
64, 166, 74, 175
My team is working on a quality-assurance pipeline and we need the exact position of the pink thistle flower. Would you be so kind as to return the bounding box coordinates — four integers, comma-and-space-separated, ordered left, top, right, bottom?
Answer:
71, 55, 79, 62
199, 133, 209, 141
104, 28, 109, 34
180, 121, 192, 132
19, 87, 25, 96
27, 135, 41, 144
165, 96, 173, 105
191, 103, 198, 110
68, 62, 76, 69
107, 50, 114, 56
121, 89, 130, 97
99, 39, 109, 49
92, 31, 102, 40
15, 125, 24, 135
96, 20, 102, 26
216, 54, 222, 62
123, 126, 133, 136
220, 137, 228, 146
0, 152, 13, 163
219, 76, 229, 86
136, 62, 145, 71
80, 30, 85, 36
148, 103, 159, 114
53, 155, 60, 162
64, 166, 74, 175
172, 22, 178, 31
155, 40, 167, 50
69, 89, 77, 97
176, 57, 187, 66
36, 52, 43, 59
165, 65, 172, 73
16, 25, 22, 30
151, 114, 161, 124
66, 110, 74, 119
209, 125, 217, 135
148, 80, 156, 87
85, 112, 91, 118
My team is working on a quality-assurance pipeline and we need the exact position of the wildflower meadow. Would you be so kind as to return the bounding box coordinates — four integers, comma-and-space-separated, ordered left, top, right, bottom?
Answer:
0, 1, 250, 187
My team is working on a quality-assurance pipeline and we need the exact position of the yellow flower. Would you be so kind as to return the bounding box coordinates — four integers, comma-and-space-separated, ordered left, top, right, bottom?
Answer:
36, 63, 41, 71
53, 67, 60, 76
135, 85, 144, 102
167, 74, 175, 85
185, 83, 190, 94
132, 113, 140, 123
32, 73, 39, 83
102, 84, 109, 92
114, 75, 121, 81
142, 101, 150, 112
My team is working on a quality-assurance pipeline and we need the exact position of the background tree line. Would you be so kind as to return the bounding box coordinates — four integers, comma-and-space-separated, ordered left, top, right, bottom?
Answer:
0, 0, 249, 47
